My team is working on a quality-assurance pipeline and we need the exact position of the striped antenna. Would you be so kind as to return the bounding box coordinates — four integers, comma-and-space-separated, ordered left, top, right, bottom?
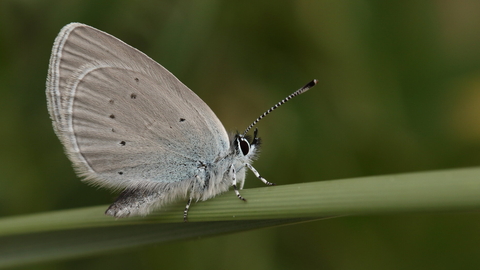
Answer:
243, 79, 318, 136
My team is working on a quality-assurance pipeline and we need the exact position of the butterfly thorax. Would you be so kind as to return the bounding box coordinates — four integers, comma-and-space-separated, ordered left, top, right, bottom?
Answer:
191, 132, 260, 201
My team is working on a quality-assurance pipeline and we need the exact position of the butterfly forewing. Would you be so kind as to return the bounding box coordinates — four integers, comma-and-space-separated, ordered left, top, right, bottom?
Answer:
47, 23, 230, 189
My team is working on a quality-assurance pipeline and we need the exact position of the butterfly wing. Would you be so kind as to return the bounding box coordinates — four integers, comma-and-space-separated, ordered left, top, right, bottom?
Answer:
46, 23, 230, 190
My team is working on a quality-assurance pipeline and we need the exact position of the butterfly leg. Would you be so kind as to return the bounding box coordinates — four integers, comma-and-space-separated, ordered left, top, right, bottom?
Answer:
246, 163, 276, 186
230, 164, 246, 201
183, 197, 192, 222
184, 178, 200, 222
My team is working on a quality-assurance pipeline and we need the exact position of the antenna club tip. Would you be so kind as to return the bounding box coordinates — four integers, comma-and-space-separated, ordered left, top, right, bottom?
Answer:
308, 79, 318, 87
302, 79, 318, 90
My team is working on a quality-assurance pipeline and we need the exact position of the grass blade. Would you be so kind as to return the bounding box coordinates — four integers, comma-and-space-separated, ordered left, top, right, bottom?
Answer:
0, 167, 479, 267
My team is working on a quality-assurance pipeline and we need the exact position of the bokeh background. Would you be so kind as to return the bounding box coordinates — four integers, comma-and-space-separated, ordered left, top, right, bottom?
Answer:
2, 0, 480, 269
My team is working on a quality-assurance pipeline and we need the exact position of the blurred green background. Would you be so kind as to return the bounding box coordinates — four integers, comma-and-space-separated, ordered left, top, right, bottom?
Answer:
2, 0, 480, 269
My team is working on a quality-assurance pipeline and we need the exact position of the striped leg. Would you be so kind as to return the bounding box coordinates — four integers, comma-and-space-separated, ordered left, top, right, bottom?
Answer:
230, 164, 246, 201
183, 197, 192, 222
246, 163, 276, 186
184, 176, 201, 222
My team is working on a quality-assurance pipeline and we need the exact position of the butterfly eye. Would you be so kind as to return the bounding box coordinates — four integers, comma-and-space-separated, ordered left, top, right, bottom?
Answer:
238, 137, 250, 156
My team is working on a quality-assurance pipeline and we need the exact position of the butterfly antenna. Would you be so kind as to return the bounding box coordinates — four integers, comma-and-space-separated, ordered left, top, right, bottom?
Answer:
243, 79, 318, 136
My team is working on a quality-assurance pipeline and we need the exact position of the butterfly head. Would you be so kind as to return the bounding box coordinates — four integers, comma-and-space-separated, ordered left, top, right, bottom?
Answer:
234, 128, 261, 159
